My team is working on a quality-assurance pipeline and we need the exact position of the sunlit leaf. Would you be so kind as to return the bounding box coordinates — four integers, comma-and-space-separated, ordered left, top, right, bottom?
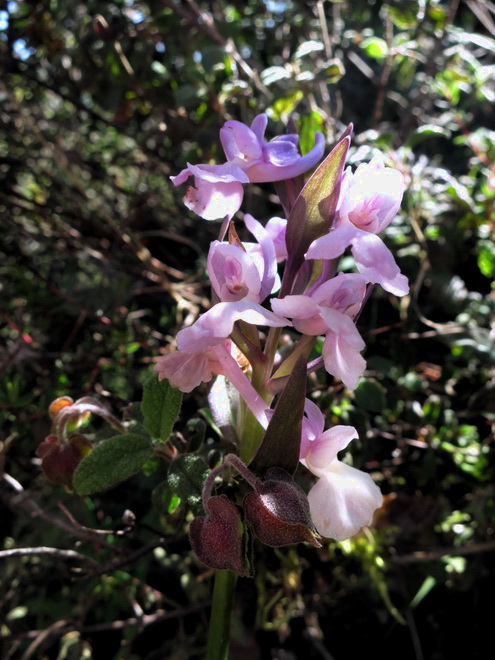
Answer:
142, 375, 182, 443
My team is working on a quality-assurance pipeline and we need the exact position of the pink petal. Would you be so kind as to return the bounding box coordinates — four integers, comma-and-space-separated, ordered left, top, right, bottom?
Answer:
263, 137, 300, 167
300, 398, 325, 458
187, 161, 250, 184
211, 344, 269, 427
265, 217, 288, 262
246, 132, 325, 183
220, 121, 263, 163
271, 295, 320, 320
351, 233, 409, 297
243, 214, 277, 302
184, 179, 244, 221
321, 322, 366, 391
303, 399, 325, 438
250, 113, 268, 143
177, 301, 290, 353
319, 308, 365, 350
154, 352, 213, 393
170, 167, 193, 186
271, 295, 326, 335
305, 224, 363, 260
307, 461, 383, 541
305, 425, 358, 469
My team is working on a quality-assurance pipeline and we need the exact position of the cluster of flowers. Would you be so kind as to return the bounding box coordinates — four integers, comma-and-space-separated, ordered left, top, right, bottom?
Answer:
156, 113, 408, 550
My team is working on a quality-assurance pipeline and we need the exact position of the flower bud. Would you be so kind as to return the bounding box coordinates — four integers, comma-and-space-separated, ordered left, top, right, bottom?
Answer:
243, 468, 321, 548
36, 435, 59, 459
48, 396, 74, 419
189, 496, 253, 577
37, 433, 93, 488
48, 396, 91, 432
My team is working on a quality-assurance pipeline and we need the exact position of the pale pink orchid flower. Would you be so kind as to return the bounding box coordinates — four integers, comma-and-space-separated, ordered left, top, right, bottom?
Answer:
300, 399, 383, 541
244, 216, 288, 264
207, 213, 279, 303
170, 162, 248, 221
271, 273, 367, 390
155, 340, 269, 427
219, 113, 325, 183
306, 156, 409, 297
155, 301, 290, 425
208, 242, 263, 303
177, 300, 291, 354
171, 114, 325, 221
154, 341, 231, 394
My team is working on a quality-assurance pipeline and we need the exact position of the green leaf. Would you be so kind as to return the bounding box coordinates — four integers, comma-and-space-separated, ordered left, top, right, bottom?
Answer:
407, 124, 451, 147
249, 355, 307, 476
261, 66, 291, 86
167, 455, 209, 512
324, 58, 345, 84
284, 132, 350, 285
73, 434, 153, 495
269, 90, 304, 122
477, 240, 495, 277
354, 380, 386, 412
152, 480, 182, 514
125, 342, 141, 354
142, 375, 182, 443
293, 40, 324, 60
361, 37, 388, 60
409, 576, 436, 609
298, 111, 326, 156
388, 4, 419, 29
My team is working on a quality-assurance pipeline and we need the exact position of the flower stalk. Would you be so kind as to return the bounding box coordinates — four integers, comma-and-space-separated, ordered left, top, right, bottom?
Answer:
206, 570, 238, 660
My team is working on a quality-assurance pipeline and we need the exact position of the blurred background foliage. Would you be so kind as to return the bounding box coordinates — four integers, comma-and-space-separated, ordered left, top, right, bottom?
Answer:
1, 0, 495, 658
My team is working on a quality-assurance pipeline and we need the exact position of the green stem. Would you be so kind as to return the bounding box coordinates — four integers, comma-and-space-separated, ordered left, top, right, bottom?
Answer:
206, 569, 238, 660
263, 326, 282, 379
237, 398, 266, 464
271, 334, 316, 381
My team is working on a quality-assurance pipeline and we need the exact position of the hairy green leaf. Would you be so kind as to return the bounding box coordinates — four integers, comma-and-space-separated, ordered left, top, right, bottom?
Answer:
73, 434, 153, 495
142, 375, 182, 443
167, 455, 210, 512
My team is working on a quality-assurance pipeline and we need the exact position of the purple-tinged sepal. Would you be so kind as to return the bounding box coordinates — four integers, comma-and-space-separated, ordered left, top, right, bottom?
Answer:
244, 467, 321, 547
189, 495, 253, 577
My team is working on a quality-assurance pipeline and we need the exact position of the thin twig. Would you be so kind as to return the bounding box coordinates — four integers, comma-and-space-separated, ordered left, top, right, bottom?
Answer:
391, 539, 495, 564
0, 546, 99, 569
79, 538, 165, 580
5, 602, 209, 647
1, 473, 119, 552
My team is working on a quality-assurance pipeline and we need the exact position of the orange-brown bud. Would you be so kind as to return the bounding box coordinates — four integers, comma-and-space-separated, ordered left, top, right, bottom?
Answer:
48, 396, 74, 419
